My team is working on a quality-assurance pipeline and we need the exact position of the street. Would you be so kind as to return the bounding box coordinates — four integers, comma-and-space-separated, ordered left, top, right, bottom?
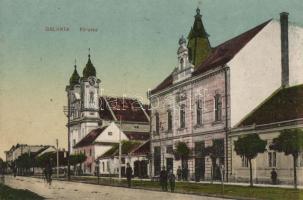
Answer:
3, 176, 228, 200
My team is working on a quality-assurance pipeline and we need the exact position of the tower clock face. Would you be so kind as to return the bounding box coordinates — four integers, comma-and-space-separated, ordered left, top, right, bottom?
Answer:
88, 77, 96, 86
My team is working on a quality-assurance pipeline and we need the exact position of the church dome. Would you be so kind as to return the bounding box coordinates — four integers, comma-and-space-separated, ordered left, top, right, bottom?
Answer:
83, 53, 96, 78
69, 65, 80, 87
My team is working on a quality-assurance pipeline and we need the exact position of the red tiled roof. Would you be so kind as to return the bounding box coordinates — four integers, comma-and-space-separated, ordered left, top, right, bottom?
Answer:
100, 96, 149, 123
74, 126, 107, 148
237, 84, 303, 127
150, 19, 271, 94
124, 131, 150, 141
131, 140, 150, 156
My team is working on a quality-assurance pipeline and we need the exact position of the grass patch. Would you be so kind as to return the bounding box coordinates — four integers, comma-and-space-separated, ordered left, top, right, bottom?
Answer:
0, 183, 45, 200
70, 176, 303, 200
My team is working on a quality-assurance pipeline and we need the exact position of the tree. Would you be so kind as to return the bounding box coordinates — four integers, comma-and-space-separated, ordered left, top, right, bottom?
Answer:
69, 153, 87, 174
174, 142, 191, 180
234, 133, 267, 186
204, 140, 224, 182
270, 128, 303, 189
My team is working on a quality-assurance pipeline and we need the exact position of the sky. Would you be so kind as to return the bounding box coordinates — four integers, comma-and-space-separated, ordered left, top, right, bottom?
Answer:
0, 0, 303, 159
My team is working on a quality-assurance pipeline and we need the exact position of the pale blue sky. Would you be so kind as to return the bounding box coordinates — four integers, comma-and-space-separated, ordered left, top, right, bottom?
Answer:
0, 0, 302, 158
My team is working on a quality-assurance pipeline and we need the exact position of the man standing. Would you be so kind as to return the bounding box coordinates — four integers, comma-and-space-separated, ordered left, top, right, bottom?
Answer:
177, 166, 182, 181
271, 168, 278, 185
168, 170, 176, 192
126, 163, 133, 188
160, 166, 168, 191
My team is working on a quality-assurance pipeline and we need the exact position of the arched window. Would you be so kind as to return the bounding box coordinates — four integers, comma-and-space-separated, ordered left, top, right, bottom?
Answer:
155, 113, 160, 134
196, 99, 203, 125
180, 58, 184, 70
214, 94, 222, 121
180, 104, 185, 128
167, 110, 172, 131
89, 91, 94, 104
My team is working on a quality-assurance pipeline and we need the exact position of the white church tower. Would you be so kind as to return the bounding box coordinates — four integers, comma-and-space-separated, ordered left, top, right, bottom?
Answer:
173, 35, 194, 84
66, 49, 101, 153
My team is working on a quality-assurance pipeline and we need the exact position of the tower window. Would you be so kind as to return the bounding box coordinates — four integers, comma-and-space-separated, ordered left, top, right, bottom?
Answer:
180, 58, 184, 70
214, 94, 222, 121
89, 91, 94, 104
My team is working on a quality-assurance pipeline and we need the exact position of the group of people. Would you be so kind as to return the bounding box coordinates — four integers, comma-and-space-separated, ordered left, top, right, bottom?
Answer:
160, 166, 176, 192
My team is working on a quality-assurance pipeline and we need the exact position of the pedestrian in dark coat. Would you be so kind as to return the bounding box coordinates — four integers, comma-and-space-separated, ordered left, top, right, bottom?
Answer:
168, 170, 176, 192
160, 166, 168, 191
126, 163, 133, 188
271, 168, 278, 185
177, 166, 182, 181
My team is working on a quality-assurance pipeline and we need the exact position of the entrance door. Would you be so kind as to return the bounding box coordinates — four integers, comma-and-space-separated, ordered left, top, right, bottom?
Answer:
166, 158, 173, 173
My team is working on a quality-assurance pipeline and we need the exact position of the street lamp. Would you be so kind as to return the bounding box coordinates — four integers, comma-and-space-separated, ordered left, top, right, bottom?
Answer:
63, 100, 75, 181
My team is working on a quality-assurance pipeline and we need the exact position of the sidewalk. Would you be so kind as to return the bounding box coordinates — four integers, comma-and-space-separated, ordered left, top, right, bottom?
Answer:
3, 176, 227, 200
70, 175, 303, 189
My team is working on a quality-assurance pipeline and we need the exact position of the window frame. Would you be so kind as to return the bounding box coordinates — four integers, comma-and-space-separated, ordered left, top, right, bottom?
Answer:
180, 104, 186, 128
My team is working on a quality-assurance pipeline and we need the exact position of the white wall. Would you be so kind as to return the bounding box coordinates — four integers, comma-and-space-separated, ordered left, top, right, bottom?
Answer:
229, 21, 303, 127
95, 122, 129, 143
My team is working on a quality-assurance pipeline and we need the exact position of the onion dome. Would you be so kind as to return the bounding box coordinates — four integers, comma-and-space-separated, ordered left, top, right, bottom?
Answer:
178, 35, 186, 45
83, 49, 96, 78
69, 64, 80, 87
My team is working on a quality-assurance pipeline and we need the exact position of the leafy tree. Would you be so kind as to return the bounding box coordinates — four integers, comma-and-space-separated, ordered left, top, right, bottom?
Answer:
69, 153, 87, 172
174, 142, 191, 177
15, 153, 35, 175
204, 140, 224, 182
270, 128, 303, 189
234, 133, 267, 186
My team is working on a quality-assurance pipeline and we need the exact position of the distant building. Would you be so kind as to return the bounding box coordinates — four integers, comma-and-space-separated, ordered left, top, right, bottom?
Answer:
5, 144, 50, 163
148, 8, 303, 183
66, 51, 150, 174
97, 140, 150, 177
230, 84, 303, 185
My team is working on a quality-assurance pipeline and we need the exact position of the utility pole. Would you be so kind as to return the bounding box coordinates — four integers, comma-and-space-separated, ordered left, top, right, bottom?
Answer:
118, 117, 122, 180
56, 139, 59, 178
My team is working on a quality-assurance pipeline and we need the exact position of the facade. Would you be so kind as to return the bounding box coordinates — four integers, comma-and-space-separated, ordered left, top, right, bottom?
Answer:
98, 140, 151, 177
148, 9, 303, 183
66, 53, 150, 174
73, 122, 129, 174
5, 144, 49, 163
229, 84, 303, 185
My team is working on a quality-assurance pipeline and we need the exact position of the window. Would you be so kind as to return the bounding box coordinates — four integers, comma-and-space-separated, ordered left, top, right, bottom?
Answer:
166, 145, 173, 154
73, 139, 76, 147
102, 162, 105, 172
180, 58, 184, 70
167, 110, 172, 131
89, 91, 94, 104
155, 113, 160, 134
108, 132, 113, 136
89, 149, 92, 156
299, 153, 303, 167
180, 104, 185, 128
241, 157, 248, 167
214, 94, 222, 121
268, 152, 277, 167
196, 99, 203, 125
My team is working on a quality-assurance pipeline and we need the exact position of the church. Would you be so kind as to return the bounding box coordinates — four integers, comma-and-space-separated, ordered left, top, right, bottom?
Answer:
148, 8, 303, 184
66, 51, 150, 174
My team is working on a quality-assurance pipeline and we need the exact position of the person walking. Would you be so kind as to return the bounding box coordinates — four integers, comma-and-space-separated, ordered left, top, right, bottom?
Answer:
126, 163, 133, 188
177, 166, 182, 181
45, 159, 53, 185
271, 168, 278, 185
168, 170, 176, 192
160, 166, 168, 191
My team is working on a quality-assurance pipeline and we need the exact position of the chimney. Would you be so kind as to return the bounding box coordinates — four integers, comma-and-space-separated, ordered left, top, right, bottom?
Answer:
280, 12, 289, 88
